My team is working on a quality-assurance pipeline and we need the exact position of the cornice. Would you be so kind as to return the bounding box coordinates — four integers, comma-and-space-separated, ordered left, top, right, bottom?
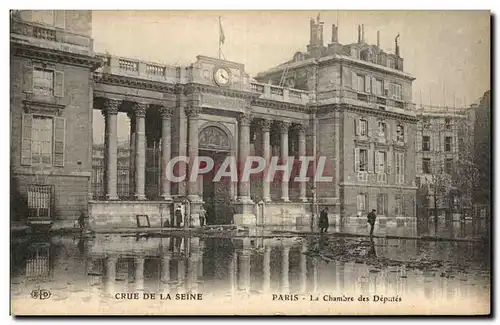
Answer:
253, 98, 308, 113
318, 103, 418, 122
11, 42, 102, 70
94, 73, 179, 94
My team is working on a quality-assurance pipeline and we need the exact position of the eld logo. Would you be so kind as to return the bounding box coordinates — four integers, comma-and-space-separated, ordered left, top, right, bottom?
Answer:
30, 289, 51, 300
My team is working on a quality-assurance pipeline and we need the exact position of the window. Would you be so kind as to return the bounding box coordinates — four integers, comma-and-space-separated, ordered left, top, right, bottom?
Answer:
394, 195, 403, 216
445, 137, 452, 152
357, 74, 365, 93
396, 124, 405, 142
391, 83, 402, 100
422, 158, 431, 174
445, 118, 452, 130
377, 193, 388, 216
359, 149, 368, 172
31, 116, 53, 165
395, 152, 405, 184
376, 79, 383, 96
378, 122, 387, 140
422, 136, 430, 151
357, 194, 367, 212
359, 119, 368, 136
21, 114, 65, 167
33, 68, 54, 96
423, 118, 431, 129
445, 158, 453, 174
376, 151, 386, 174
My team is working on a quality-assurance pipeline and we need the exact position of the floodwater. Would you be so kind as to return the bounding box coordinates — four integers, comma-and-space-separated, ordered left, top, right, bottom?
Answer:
10, 223, 490, 315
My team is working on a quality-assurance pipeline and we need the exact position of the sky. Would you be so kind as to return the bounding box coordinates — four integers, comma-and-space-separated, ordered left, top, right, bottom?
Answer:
90, 10, 490, 143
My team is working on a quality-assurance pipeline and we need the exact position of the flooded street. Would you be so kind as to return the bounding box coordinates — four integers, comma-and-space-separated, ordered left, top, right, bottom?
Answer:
10, 222, 490, 314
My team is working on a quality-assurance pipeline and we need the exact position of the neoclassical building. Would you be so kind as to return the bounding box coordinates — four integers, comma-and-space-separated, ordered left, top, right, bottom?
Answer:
10, 11, 418, 229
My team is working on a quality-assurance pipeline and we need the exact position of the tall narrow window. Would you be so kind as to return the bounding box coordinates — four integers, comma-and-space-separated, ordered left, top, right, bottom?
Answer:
357, 74, 365, 93
396, 124, 405, 142
376, 79, 383, 96
422, 136, 430, 151
422, 158, 431, 174
31, 116, 53, 165
378, 122, 387, 140
445, 136, 452, 152
357, 194, 367, 212
445, 158, 454, 174
359, 119, 368, 136
359, 149, 368, 172
33, 68, 54, 96
445, 118, 452, 130
377, 151, 386, 174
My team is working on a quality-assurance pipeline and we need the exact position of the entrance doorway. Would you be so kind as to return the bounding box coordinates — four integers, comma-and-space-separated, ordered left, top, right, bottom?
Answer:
200, 150, 232, 225
198, 124, 233, 225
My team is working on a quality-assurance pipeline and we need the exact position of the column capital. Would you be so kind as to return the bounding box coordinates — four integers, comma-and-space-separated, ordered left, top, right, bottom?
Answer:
159, 106, 174, 119
295, 123, 308, 134
259, 119, 272, 132
102, 99, 120, 115
185, 105, 202, 118
133, 102, 148, 117
238, 113, 252, 126
277, 121, 291, 134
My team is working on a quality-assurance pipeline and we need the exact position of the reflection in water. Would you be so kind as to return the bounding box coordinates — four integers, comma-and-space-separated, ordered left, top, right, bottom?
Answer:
10, 233, 490, 306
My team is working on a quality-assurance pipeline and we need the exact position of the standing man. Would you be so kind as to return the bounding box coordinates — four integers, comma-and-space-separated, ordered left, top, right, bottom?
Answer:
367, 209, 377, 237
175, 205, 183, 228
319, 207, 329, 233
199, 206, 206, 227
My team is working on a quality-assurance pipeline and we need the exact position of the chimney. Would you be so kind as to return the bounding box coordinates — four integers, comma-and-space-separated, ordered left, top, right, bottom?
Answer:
309, 19, 315, 46
331, 24, 338, 43
362, 24, 365, 43
377, 31, 380, 47
319, 21, 324, 46
357, 25, 361, 43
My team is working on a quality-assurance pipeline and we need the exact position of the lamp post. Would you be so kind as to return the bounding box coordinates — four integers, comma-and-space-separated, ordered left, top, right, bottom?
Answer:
310, 185, 318, 231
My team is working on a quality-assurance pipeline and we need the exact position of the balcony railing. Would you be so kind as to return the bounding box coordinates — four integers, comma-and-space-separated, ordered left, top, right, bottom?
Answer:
11, 19, 93, 50
118, 59, 139, 72
270, 86, 284, 96
146, 64, 166, 76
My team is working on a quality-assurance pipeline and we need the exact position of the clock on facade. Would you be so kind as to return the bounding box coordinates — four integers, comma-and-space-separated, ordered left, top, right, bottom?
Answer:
213, 67, 231, 86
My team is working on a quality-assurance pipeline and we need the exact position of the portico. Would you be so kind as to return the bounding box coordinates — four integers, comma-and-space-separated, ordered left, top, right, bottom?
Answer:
89, 54, 317, 229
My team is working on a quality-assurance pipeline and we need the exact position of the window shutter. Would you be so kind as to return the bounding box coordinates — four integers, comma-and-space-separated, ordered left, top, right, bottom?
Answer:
371, 77, 377, 94
23, 59, 33, 93
21, 114, 33, 166
401, 153, 405, 184
386, 149, 392, 174
354, 118, 359, 136
53, 117, 65, 167
54, 10, 65, 29
351, 71, 357, 90
403, 124, 408, 144
416, 134, 422, 151
374, 151, 379, 174
365, 75, 371, 93
416, 157, 422, 174
383, 80, 390, 97
354, 148, 359, 172
54, 70, 64, 98
368, 148, 373, 173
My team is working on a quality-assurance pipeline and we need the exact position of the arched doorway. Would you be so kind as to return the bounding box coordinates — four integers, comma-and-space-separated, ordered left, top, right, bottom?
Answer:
199, 124, 233, 225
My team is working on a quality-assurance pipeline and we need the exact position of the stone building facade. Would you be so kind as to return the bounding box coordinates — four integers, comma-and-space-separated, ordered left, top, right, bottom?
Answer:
255, 18, 418, 219
11, 11, 420, 229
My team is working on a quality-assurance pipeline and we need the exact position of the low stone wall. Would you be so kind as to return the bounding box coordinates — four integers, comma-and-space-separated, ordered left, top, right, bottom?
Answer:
88, 201, 172, 230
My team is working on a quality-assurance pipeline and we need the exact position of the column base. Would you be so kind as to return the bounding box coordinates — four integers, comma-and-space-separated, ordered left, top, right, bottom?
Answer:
161, 195, 173, 202
186, 196, 203, 228
134, 194, 146, 200
105, 194, 118, 201
280, 198, 291, 203
263, 198, 272, 204
232, 201, 256, 226
299, 197, 308, 203
237, 196, 254, 205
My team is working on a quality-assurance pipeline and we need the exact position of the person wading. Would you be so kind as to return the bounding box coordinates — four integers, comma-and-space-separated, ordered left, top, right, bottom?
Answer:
175, 206, 183, 228
319, 207, 329, 233
367, 209, 377, 237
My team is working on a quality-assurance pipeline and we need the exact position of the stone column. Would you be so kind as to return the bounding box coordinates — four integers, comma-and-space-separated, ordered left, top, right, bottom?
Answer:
160, 253, 171, 293
238, 248, 251, 293
278, 121, 291, 202
297, 123, 308, 202
133, 103, 147, 200
238, 113, 252, 203
229, 251, 237, 296
281, 246, 290, 293
127, 111, 136, 197
104, 256, 117, 295
185, 105, 202, 204
160, 106, 173, 201
103, 99, 120, 200
260, 119, 272, 203
300, 242, 307, 293
134, 256, 145, 291
262, 246, 271, 292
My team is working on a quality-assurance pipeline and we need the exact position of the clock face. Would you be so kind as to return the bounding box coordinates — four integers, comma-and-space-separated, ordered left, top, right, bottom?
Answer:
214, 68, 230, 86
